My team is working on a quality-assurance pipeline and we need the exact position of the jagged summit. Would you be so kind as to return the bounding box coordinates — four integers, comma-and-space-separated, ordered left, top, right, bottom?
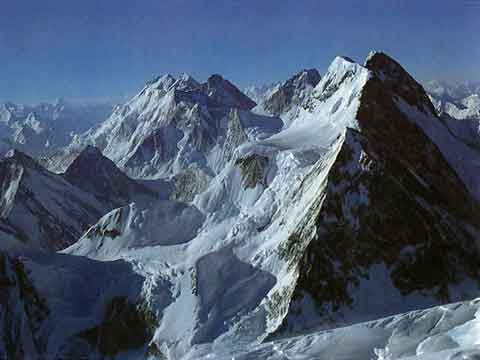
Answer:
45, 70, 262, 177
147, 73, 176, 90
143, 72, 255, 110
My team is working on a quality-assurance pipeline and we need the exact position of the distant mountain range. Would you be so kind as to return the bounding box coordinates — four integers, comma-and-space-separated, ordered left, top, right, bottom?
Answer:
0, 99, 114, 156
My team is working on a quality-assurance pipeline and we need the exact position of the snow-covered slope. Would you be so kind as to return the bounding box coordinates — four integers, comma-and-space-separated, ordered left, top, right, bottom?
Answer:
253, 68, 321, 127
184, 298, 480, 360
0, 100, 112, 157
64, 200, 205, 260
425, 80, 480, 103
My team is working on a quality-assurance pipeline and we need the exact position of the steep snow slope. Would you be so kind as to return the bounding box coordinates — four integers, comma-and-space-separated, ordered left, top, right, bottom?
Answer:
263, 57, 368, 149
0, 100, 112, 156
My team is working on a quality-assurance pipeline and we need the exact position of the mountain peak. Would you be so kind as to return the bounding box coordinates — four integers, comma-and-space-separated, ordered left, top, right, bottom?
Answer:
364, 51, 406, 78
364, 51, 436, 114
175, 73, 200, 91
64, 145, 155, 206
207, 73, 225, 84
147, 74, 177, 91
65, 145, 115, 176
204, 74, 256, 110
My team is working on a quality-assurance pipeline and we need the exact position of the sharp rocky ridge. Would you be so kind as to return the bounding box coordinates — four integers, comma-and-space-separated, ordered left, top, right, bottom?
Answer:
0, 52, 479, 359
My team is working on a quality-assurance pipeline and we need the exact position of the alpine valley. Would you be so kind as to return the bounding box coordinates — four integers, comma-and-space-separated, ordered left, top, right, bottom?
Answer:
1, 52, 480, 360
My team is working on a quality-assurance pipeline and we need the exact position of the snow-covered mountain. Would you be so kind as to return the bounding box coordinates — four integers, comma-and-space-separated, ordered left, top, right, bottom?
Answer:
425, 80, 480, 103
1, 52, 480, 359
0, 147, 157, 250
0, 100, 113, 157
424, 81, 480, 150
43, 73, 282, 182
243, 82, 280, 104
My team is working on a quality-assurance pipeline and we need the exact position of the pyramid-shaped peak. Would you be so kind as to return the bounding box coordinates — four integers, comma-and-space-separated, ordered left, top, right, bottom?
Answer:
65, 145, 118, 177
364, 51, 408, 77
204, 74, 256, 110
364, 51, 436, 114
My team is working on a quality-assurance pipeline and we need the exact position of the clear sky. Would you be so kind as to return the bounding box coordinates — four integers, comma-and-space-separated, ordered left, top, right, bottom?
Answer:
1, 0, 479, 104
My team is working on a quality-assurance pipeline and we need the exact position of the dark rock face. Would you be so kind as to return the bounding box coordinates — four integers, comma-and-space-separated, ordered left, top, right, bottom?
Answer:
171, 168, 211, 202
64, 145, 157, 207
0, 251, 155, 359
78, 297, 156, 357
203, 74, 257, 111
263, 69, 321, 116
364, 52, 437, 116
0, 253, 50, 359
276, 53, 480, 334
235, 154, 269, 189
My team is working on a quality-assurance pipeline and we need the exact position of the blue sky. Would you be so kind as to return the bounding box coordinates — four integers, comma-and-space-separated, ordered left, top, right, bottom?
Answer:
0, 0, 478, 103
